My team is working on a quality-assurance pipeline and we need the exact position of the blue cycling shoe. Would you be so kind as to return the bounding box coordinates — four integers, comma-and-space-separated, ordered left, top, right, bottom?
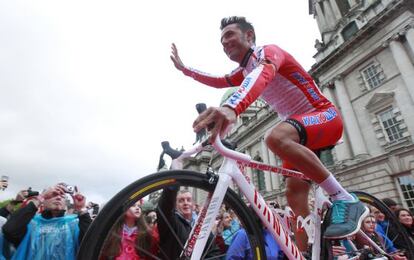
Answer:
324, 194, 369, 239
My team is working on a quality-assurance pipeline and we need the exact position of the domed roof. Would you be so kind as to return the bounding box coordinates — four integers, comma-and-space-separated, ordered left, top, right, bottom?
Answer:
220, 87, 239, 106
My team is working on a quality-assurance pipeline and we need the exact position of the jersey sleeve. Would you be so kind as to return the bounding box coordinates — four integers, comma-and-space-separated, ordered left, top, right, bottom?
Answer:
223, 64, 276, 115
223, 46, 281, 115
182, 66, 244, 88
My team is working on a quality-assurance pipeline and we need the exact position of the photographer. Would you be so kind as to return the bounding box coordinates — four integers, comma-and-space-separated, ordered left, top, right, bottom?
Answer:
0, 188, 37, 219
2, 183, 92, 259
0, 176, 9, 191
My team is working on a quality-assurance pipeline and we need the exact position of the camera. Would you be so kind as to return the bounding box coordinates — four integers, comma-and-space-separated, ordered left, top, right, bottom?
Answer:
90, 203, 99, 215
26, 187, 39, 197
60, 183, 76, 194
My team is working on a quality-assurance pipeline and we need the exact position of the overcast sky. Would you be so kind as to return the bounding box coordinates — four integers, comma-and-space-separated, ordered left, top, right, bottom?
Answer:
0, 1, 320, 204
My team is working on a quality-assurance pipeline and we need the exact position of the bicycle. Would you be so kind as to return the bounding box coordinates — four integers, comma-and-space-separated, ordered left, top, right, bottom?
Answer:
78, 104, 414, 260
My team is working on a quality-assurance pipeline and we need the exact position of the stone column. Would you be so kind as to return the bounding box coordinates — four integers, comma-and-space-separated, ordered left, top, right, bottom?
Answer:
334, 76, 368, 156
260, 138, 272, 192
328, 0, 342, 21
322, 85, 352, 160
389, 36, 414, 103
315, 2, 328, 32
323, 0, 336, 26
405, 25, 414, 54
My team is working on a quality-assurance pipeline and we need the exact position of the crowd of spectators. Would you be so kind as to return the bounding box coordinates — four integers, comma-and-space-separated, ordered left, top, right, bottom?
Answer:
0, 179, 98, 259
1, 174, 414, 260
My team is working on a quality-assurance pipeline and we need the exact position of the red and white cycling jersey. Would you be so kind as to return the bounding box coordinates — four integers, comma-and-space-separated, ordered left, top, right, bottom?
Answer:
182, 44, 332, 120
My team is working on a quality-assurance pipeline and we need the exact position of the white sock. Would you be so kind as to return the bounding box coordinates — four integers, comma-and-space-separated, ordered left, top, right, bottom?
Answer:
319, 175, 354, 201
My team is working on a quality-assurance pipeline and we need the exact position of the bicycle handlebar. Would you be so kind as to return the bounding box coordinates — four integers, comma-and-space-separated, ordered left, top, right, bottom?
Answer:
159, 103, 309, 180
161, 102, 247, 162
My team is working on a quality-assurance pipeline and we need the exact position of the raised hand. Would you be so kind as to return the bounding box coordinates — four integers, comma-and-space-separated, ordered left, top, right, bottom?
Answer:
72, 190, 86, 212
42, 185, 66, 200
170, 43, 185, 71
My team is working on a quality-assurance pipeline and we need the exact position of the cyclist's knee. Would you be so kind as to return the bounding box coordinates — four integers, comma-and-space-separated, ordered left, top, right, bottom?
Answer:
265, 128, 288, 151
265, 124, 298, 152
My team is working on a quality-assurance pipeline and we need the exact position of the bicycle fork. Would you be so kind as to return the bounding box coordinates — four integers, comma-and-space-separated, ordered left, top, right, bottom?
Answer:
181, 163, 232, 260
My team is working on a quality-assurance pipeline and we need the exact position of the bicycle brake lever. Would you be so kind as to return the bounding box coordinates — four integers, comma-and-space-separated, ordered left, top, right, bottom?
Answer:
161, 141, 183, 159
196, 103, 215, 131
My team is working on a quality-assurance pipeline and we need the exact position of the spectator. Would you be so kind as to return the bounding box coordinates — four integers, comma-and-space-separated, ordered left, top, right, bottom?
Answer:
395, 208, 414, 236
86, 202, 100, 220
193, 203, 201, 215
0, 200, 21, 220
331, 238, 359, 260
382, 198, 399, 214
100, 201, 158, 259
221, 211, 239, 247
157, 188, 220, 259
210, 210, 240, 253
226, 208, 283, 260
0, 176, 8, 191
212, 213, 226, 254
370, 205, 389, 235
2, 183, 92, 259
355, 214, 406, 260
389, 208, 414, 253
144, 209, 157, 229
0, 189, 36, 220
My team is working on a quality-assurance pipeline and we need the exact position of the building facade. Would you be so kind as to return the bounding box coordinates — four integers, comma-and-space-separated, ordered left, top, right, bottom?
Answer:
309, 0, 414, 210
184, 0, 414, 211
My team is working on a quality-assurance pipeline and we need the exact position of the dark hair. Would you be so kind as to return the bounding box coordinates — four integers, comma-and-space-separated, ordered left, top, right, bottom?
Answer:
220, 16, 256, 43
382, 198, 397, 207
395, 208, 413, 219
101, 212, 154, 259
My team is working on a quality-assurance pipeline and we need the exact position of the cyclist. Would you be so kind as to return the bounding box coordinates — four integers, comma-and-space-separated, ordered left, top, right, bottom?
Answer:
170, 16, 369, 251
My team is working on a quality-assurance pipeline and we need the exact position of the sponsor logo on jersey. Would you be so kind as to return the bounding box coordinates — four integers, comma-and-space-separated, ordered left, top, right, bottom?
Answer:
302, 108, 337, 126
306, 88, 320, 101
291, 72, 308, 85
291, 72, 320, 101
228, 77, 252, 105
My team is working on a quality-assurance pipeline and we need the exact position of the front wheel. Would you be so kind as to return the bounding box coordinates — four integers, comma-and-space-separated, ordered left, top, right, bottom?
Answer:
78, 170, 266, 259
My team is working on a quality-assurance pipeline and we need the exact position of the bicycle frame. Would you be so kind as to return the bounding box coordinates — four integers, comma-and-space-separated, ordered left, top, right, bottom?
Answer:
170, 136, 331, 260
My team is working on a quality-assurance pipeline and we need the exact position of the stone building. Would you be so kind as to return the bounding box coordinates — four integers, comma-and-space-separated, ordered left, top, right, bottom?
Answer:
309, 0, 414, 210
183, 0, 414, 211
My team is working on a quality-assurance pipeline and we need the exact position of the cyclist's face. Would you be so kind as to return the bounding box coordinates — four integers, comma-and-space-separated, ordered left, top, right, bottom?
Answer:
176, 192, 193, 220
398, 210, 413, 227
221, 24, 252, 63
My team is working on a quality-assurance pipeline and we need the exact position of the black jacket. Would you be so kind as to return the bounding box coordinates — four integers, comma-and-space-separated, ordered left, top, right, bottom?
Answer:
156, 187, 220, 259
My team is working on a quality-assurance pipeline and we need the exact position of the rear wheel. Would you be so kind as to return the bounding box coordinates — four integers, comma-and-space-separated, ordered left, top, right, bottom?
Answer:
78, 170, 266, 259
320, 191, 414, 259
